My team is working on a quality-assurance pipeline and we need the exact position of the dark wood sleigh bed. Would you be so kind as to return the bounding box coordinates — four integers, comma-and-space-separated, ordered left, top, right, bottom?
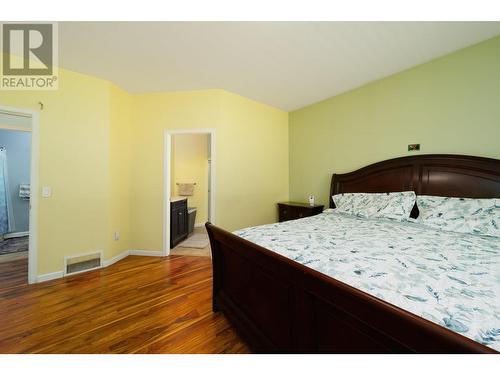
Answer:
206, 154, 500, 353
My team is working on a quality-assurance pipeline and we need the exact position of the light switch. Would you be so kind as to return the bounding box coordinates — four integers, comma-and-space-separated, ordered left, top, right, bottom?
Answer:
42, 186, 52, 198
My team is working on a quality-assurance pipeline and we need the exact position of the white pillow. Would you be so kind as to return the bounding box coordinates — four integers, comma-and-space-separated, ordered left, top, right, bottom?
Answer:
416, 195, 500, 237
332, 191, 416, 222
332, 193, 356, 214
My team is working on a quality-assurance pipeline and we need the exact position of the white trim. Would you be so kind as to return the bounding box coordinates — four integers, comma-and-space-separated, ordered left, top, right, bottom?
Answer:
34, 249, 163, 284
0, 107, 33, 118
194, 223, 205, 228
63, 250, 103, 277
36, 271, 63, 283
164, 129, 215, 258
102, 250, 130, 267
0, 124, 31, 132
3, 231, 29, 239
129, 250, 163, 257
0, 104, 39, 285
163, 132, 171, 257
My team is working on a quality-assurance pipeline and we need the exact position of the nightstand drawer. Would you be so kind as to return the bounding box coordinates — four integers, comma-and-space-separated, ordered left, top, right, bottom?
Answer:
277, 202, 324, 222
278, 205, 293, 221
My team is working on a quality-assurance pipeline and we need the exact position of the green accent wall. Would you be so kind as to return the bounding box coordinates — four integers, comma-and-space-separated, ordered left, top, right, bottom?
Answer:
289, 35, 500, 207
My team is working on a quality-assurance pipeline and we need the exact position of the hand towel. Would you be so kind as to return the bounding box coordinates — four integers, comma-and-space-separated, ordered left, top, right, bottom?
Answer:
19, 184, 30, 200
178, 183, 195, 196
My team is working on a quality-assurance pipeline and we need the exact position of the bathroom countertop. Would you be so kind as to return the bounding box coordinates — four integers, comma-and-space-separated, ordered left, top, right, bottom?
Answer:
170, 196, 188, 202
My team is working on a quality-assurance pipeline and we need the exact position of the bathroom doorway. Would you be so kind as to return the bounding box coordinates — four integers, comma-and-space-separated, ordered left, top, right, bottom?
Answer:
164, 129, 215, 257
0, 105, 39, 285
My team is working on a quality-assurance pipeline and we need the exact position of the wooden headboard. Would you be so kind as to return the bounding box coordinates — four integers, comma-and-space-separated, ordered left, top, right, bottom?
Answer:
330, 154, 500, 213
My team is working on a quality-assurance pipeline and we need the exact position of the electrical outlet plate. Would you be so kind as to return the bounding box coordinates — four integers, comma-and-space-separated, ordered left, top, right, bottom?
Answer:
41, 186, 52, 197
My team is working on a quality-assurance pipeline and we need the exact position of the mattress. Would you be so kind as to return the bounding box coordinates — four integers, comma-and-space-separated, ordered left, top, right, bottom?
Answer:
234, 210, 500, 351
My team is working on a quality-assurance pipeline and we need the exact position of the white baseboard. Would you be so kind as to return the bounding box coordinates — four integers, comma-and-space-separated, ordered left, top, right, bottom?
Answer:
4, 231, 29, 239
102, 250, 130, 267
194, 223, 205, 228
36, 270, 64, 283
35, 249, 163, 284
129, 250, 163, 257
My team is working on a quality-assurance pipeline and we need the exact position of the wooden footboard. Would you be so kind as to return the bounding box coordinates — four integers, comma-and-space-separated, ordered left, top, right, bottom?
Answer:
206, 223, 495, 354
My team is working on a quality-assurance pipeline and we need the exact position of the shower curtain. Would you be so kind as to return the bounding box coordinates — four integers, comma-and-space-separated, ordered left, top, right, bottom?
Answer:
0, 148, 13, 236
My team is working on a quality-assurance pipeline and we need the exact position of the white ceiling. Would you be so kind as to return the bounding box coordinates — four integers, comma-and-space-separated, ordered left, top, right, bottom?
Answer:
59, 22, 500, 111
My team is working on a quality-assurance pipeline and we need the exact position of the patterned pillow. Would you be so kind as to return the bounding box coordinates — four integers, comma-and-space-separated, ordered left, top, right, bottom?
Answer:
332, 193, 356, 214
332, 191, 416, 221
416, 195, 500, 237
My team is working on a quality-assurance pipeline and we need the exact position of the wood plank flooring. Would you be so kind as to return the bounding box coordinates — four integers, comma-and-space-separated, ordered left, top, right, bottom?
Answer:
0, 253, 28, 289
0, 254, 250, 354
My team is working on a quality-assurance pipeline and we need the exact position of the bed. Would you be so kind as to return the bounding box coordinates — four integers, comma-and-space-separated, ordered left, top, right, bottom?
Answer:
206, 154, 500, 353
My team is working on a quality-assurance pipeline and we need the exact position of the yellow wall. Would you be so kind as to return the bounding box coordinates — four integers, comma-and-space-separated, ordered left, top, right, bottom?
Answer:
218, 91, 290, 230
171, 134, 209, 224
0, 81, 288, 275
129, 90, 289, 251
0, 67, 115, 275
108, 84, 132, 258
7, 33, 496, 278
129, 90, 219, 251
289, 35, 500, 207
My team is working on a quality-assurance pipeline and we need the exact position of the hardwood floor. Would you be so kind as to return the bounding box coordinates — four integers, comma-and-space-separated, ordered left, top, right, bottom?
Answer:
0, 254, 28, 289
0, 254, 250, 354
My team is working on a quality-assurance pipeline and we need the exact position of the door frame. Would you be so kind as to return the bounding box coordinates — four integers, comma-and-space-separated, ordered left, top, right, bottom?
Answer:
163, 128, 215, 256
0, 104, 40, 284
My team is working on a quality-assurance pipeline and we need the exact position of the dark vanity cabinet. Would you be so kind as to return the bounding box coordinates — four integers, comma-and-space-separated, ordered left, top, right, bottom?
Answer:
170, 198, 188, 248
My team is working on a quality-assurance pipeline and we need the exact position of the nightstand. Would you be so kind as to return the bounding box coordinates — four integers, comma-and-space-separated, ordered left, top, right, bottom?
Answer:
277, 202, 324, 222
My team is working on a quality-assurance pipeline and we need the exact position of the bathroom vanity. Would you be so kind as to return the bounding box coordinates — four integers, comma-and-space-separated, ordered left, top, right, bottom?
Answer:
170, 197, 188, 248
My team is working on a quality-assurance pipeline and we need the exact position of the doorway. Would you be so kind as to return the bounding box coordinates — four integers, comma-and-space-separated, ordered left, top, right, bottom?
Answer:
164, 129, 215, 256
0, 105, 39, 284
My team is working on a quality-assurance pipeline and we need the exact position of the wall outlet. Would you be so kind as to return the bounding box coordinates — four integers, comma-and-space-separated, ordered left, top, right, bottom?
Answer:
41, 186, 52, 198
114, 231, 120, 241
408, 144, 420, 151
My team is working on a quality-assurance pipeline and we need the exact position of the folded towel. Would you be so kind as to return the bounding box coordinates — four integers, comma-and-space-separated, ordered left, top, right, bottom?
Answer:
178, 183, 195, 196
19, 184, 30, 200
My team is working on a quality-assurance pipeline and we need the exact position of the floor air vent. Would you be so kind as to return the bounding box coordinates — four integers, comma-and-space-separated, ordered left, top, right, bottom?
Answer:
64, 251, 102, 275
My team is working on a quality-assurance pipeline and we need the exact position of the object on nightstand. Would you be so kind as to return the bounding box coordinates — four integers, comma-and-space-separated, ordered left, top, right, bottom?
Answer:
308, 195, 315, 206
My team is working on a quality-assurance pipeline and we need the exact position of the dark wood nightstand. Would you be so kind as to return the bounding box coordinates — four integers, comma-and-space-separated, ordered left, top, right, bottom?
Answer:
277, 202, 324, 222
